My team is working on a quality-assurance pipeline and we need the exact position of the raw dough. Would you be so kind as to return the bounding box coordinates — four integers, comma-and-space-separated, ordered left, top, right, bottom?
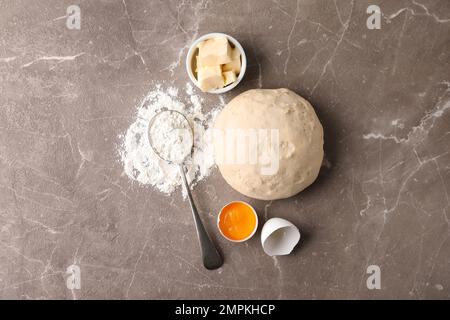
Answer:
213, 88, 324, 200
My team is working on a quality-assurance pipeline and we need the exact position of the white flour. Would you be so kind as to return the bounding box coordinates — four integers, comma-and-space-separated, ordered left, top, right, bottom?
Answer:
119, 83, 223, 195
149, 111, 193, 163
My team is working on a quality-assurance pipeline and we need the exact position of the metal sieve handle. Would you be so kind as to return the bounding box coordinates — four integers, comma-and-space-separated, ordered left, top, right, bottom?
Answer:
178, 164, 223, 270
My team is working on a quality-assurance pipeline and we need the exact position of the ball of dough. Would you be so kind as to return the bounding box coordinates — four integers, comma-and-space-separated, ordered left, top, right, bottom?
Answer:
213, 88, 323, 200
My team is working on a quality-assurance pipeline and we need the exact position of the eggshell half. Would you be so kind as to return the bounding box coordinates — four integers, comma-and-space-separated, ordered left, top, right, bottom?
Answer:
261, 218, 300, 256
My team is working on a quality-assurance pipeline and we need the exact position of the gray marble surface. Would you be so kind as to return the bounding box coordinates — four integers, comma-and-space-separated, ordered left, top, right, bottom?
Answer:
0, 0, 449, 299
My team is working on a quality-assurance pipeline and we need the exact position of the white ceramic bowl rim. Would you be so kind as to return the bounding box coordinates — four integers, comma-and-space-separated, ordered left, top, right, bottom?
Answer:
185, 32, 247, 94
217, 201, 258, 243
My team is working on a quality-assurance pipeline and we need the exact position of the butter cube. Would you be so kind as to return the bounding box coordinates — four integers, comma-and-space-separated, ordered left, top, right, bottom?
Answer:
197, 66, 224, 92
197, 36, 232, 67
223, 70, 237, 86
222, 48, 241, 74
195, 56, 203, 72
229, 47, 241, 60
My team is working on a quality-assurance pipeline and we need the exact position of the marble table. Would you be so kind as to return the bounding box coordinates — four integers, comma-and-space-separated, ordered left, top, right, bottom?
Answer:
0, 0, 449, 299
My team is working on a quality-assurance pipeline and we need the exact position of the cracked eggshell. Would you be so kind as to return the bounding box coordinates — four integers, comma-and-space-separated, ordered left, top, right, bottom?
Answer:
261, 218, 300, 256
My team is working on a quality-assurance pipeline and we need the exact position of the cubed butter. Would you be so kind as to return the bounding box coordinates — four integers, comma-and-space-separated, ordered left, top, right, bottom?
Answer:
195, 56, 203, 72
222, 48, 241, 74
230, 47, 241, 59
223, 70, 237, 86
197, 66, 224, 92
196, 54, 213, 70
197, 36, 232, 67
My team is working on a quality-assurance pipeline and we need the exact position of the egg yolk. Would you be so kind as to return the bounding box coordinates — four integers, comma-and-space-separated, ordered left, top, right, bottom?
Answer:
219, 202, 257, 241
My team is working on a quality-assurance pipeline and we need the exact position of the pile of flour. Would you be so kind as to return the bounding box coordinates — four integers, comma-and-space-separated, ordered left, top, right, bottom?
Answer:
149, 110, 193, 163
119, 83, 223, 195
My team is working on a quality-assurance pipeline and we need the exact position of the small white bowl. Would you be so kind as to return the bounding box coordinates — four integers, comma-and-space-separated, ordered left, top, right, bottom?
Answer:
217, 201, 258, 242
261, 218, 300, 256
185, 32, 247, 94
